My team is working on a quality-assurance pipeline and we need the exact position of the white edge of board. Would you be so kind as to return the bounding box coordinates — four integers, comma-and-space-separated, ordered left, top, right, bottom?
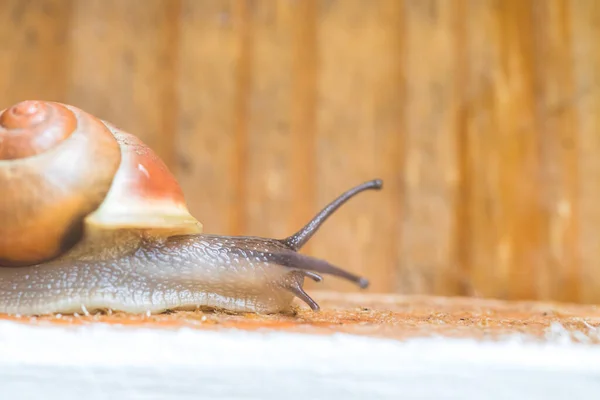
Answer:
1, 319, 600, 400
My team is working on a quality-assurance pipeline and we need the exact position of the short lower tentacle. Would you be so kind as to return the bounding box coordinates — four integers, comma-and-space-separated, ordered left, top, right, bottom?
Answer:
299, 271, 323, 282
284, 274, 320, 311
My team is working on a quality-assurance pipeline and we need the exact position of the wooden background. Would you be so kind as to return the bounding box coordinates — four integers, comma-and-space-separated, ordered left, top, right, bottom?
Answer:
1, 0, 600, 304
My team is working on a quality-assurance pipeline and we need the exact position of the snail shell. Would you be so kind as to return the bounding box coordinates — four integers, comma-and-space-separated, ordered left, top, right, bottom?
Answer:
0, 101, 201, 267
0, 100, 380, 316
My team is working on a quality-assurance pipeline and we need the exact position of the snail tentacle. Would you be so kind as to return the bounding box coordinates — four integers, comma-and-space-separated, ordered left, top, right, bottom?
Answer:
299, 270, 323, 282
284, 275, 320, 311
281, 179, 383, 251
266, 251, 369, 289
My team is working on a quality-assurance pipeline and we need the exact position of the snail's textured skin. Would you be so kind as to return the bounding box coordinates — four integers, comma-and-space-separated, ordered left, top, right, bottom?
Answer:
0, 233, 308, 315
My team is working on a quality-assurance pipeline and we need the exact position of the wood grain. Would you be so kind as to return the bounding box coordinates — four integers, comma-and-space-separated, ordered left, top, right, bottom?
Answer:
243, 0, 295, 240
175, 0, 243, 235
0, 0, 72, 103
398, 0, 461, 296
569, 0, 600, 304
290, 0, 318, 253
65, 0, 180, 167
2, 0, 600, 304
312, 0, 403, 293
2, 291, 600, 343
4, 294, 600, 400
532, 0, 579, 303
462, 0, 542, 300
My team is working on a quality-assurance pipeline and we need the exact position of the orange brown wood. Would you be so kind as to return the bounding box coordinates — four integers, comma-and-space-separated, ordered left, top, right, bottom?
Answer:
1, 0, 600, 304
3, 292, 600, 344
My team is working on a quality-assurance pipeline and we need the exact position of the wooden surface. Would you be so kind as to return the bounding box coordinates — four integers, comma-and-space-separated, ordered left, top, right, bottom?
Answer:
3, 293, 600, 399
2, 0, 600, 304
3, 300, 600, 400
3, 291, 600, 344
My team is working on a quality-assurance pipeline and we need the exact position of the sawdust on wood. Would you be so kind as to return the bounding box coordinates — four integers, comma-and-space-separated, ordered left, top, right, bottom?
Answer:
1, 291, 599, 343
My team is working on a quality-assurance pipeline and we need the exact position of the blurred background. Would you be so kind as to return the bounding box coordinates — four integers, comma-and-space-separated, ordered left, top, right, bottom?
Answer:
1, 0, 599, 304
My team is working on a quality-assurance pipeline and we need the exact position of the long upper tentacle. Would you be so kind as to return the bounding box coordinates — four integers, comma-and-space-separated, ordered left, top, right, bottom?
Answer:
281, 179, 383, 251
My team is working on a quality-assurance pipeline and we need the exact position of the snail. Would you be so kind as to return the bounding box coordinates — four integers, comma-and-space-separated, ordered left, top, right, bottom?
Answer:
0, 100, 382, 316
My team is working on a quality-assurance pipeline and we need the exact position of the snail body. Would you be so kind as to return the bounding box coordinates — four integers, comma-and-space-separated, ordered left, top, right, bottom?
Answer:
0, 100, 381, 316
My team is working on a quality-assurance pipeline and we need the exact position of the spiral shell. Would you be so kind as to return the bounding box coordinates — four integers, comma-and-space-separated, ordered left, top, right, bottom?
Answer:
0, 101, 201, 267
0, 101, 76, 160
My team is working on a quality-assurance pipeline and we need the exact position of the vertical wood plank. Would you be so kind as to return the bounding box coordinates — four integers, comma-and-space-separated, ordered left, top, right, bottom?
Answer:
498, 1, 541, 301
397, 0, 462, 295
569, 0, 600, 303
463, 1, 498, 299
464, 0, 543, 300
290, 0, 318, 253
462, 1, 501, 299
313, 0, 404, 293
454, 0, 471, 298
531, 0, 579, 302
66, 0, 180, 167
231, 0, 252, 235
457, 2, 545, 302
242, 1, 296, 239
175, 0, 244, 234
0, 0, 72, 104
